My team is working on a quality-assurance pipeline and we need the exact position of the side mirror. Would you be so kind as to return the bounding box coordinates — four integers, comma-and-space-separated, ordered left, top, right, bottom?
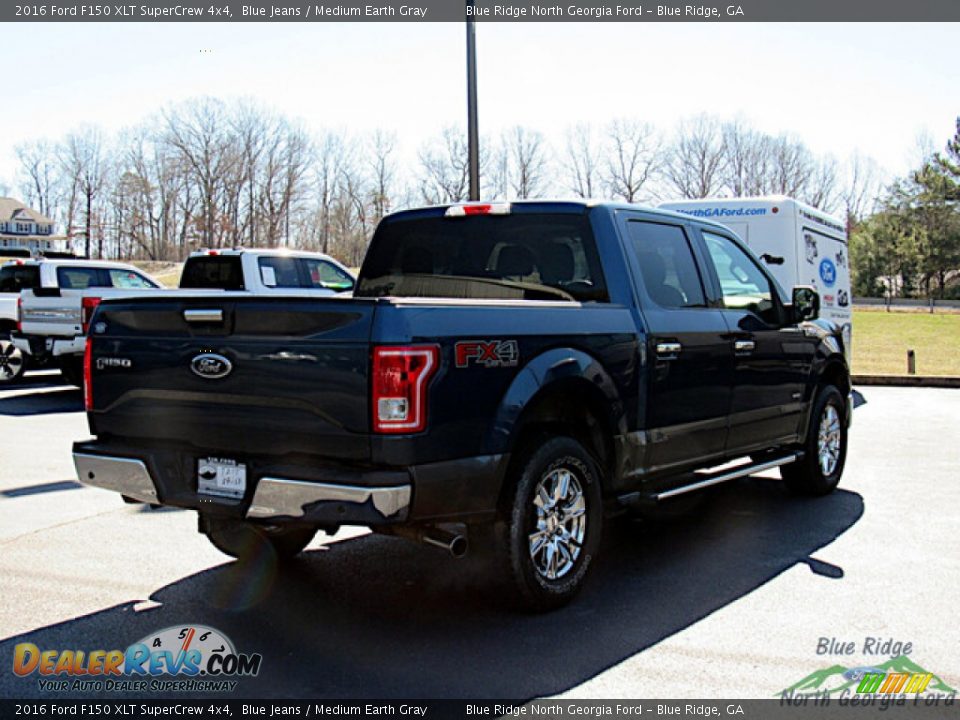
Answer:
791, 286, 820, 322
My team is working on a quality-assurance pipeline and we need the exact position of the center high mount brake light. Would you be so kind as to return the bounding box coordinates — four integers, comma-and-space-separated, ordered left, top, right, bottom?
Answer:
444, 203, 512, 217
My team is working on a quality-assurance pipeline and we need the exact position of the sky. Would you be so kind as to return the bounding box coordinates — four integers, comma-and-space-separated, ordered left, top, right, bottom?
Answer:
1, 21, 958, 192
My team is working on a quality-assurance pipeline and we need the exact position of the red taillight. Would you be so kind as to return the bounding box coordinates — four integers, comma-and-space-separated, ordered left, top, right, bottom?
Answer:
83, 337, 93, 411
371, 345, 439, 434
81, 296, 102, 334
16, 296, 22, 332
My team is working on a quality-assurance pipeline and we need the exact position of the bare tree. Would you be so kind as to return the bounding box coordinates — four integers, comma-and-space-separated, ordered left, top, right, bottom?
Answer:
664, 115, 727, 199
603, 119, 661, 202
563, 124, 600, 199
842, 152, 883, 228
367, 130, 397, 224
768, 135, 814, 197
721, 120, 774, 197
163, 98, 238, 248
61, 127, 108, 257
309, 131, 352, 254
804, 155, 841, 213
417, 126, 478, 204
501, 126, 549, 199
15, 139, 59, 218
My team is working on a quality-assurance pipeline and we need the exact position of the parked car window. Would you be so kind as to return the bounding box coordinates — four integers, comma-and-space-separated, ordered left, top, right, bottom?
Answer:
357, 213, 608, 302
108, 269, 159, 289
702, 231, 779, 325
626, 221, 706, 309
301, 258, 354, 291
0, 265, 40, 293
180, 256, 245, 290
57, 266, 103, 289
258, 256, 301, 288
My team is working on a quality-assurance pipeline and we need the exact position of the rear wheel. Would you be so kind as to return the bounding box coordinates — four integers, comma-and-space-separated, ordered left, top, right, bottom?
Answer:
781, 384, 847, 496
202, 516, 316, 561
488, 436, 603, 612
0, 335, 25, 384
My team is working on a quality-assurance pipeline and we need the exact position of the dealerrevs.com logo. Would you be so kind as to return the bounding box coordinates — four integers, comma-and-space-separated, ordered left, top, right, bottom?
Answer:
12, 625, 261, 693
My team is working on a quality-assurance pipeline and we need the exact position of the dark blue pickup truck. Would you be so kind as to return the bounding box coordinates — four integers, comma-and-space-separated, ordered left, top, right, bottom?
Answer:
73, 201, 851, 611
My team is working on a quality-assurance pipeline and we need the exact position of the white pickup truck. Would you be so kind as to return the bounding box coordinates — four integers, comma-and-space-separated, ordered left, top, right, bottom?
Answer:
0, 260, 43, 383
11, 259, 163, 384
178, 248, 355, 295
12, 249, 355, 385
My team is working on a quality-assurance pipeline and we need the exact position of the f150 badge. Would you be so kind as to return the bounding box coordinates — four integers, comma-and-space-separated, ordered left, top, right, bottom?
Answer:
455, 340, 519, 368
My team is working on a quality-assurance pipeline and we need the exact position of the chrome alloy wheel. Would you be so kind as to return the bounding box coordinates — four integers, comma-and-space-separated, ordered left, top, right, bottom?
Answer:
528, 467, 587, 580
0, 339, 24, 383
817, 404, 842, 476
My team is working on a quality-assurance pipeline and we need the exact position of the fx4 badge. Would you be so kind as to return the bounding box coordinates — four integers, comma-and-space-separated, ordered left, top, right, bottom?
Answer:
455, 340, 519, 368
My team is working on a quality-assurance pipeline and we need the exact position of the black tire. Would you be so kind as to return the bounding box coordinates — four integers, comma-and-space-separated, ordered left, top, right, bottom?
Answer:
59, 356, 84, 387
489, 435, 604, 612
781, 384, 847, 496
202, 516, 316, 561
0, 333, 26, 385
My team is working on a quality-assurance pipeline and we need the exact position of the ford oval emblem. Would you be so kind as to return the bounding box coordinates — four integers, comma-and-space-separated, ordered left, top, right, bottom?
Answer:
190, 353, 233, 379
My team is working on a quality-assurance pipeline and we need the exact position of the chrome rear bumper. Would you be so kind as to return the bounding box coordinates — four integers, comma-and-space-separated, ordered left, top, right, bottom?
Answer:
248, 477, 410, 520
74, 453, 158, 504
72, 452, 411, 521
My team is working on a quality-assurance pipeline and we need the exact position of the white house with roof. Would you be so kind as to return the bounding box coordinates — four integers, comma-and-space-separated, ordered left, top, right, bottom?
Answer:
0, 197, 68, 255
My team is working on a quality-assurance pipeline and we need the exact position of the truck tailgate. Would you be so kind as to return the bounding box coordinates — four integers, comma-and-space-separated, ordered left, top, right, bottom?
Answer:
19, 290, 83, 337
88, 296, 376, 461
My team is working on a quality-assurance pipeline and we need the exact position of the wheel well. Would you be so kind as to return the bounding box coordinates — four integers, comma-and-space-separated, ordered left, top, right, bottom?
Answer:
499, 380, 617, 511
820, 361, 850, 398
0, 320, 16, 334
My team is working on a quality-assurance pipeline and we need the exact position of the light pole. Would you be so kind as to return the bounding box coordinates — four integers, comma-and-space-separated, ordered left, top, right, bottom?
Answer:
466, 1, 480, 201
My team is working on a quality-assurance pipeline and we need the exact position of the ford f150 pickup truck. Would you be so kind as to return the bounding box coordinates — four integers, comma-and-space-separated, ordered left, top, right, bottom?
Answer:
11, 259, 162, 385
180, 248, 355, 295
73, 201, 851, 611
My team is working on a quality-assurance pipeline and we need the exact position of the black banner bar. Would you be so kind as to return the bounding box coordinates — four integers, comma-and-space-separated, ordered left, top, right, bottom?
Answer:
6, 0, 960, 22
1, 699, 959, 719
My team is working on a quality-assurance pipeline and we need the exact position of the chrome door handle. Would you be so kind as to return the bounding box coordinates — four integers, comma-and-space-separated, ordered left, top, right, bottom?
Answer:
183, 309, 223, 323
734, 339, 756, 352
656, 342, 682, 356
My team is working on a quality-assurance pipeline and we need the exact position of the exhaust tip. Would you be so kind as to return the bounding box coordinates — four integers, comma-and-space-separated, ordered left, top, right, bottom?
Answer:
448, 535, 468, 559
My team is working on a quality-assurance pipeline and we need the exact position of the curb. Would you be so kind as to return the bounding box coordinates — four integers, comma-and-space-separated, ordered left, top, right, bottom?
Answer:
852, 374, 960, 388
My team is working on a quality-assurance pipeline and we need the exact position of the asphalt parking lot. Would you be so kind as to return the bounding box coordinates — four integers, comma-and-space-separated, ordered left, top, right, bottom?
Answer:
0, 373, 957, 700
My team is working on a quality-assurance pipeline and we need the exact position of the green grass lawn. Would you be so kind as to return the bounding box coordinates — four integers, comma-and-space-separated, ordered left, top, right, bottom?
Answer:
853, 309, 960, 376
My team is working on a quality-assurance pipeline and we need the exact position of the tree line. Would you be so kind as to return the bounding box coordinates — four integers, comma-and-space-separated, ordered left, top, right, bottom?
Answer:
10, 97, 884, 268
849, 119, 960, 299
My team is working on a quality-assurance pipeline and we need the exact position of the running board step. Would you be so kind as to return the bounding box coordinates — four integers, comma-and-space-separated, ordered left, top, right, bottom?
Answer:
619, 451, 803, 507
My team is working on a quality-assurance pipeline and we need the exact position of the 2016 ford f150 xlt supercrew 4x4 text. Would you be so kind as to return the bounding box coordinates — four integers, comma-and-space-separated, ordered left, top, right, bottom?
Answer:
73, 201, 851, 611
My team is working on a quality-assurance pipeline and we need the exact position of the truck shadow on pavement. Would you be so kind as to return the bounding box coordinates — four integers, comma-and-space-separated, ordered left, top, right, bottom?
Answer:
0, 388, 81, 416
0, 477, 863, 700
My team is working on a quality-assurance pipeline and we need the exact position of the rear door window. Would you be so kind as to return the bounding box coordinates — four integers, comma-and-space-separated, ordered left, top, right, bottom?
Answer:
57, 267, 104, 289
0, 265, 40, 293
180, 256, 245, 290
257, 256, 301, 288
626, 221, 706, 309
